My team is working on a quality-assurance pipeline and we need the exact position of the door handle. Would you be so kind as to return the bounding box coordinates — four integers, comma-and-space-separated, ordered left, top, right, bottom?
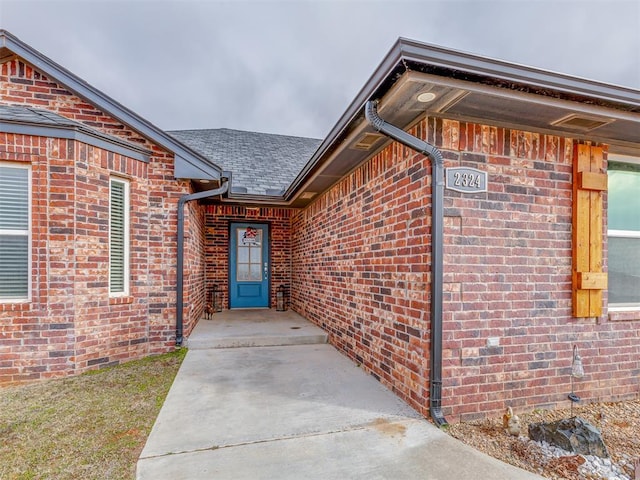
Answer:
264, 262, 268, 279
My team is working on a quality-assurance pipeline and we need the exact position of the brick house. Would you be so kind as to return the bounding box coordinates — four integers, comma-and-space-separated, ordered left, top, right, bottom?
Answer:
1, 30, 639, 422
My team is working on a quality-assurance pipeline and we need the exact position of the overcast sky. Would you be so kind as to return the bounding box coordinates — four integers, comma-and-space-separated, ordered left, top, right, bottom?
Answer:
1, 0, 639, 139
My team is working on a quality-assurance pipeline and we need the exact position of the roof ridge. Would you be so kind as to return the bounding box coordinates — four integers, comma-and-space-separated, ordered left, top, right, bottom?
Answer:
168, 127, 321, 142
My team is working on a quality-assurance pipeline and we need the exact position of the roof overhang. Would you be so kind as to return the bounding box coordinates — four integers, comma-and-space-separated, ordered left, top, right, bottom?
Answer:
0, 29, 222, 183
0, 105, 153, 162
221, 38, 640, 208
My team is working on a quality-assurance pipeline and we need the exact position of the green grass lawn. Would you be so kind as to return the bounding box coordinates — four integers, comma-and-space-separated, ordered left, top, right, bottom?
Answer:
0, 349, 186, 480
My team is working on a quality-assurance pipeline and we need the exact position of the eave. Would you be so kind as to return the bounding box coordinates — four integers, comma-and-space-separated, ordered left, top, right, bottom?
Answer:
0, 105, 153, 162
265, 38, 639, 209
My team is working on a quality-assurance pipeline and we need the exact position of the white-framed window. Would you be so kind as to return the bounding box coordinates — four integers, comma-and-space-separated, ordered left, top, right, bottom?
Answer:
607, 156, 640, 309
109, 177, 130, 296
0, 163, 31, 302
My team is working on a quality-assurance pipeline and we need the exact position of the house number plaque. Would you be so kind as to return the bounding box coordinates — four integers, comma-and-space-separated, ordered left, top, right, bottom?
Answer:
445, 167, 488, 194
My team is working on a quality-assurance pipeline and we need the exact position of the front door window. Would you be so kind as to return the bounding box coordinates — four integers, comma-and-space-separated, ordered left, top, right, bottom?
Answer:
236, 227, 262, 281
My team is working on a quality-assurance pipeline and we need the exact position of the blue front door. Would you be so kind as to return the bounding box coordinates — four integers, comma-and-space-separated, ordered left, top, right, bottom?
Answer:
229, 223, 270, 308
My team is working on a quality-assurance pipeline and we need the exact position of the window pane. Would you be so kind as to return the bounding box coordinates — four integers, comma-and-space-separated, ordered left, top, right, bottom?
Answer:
249, 263, 262, 281
0, 166, 29, 230
608, 236, 640, 305
608, 163, 640, 306
0, 235, 28, 299
608, 166, 640, 232
249, 245, 261, 263
110, 180, 127, 293
235, 227, 264, 282
0, 165, 29, 300
237, 245, 249, 263
237, 263, 249, 281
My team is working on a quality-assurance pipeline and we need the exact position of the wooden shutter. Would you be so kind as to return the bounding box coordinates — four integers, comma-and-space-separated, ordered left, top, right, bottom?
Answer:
572, 144, 607, 317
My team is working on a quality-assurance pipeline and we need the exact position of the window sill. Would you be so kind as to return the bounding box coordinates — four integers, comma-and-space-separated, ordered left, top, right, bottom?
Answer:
608, 308, 640, 322
109, 295, 133, 305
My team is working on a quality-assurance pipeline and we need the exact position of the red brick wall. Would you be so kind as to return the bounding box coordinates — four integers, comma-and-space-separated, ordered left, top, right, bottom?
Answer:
183, 200, 207, 336
0, 133, 74, 383
0, 133, 151, 382
0, 58, 196, 384
292, 116, 640, 422
204, 205, 294, 311
70, 142, 150, 372
292, 122, 433, 417
436, 118, 640, 421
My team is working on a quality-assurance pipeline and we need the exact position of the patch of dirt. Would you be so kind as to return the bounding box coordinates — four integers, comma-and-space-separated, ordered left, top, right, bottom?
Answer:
371, 417, 407, 437
447, 400, 640, 480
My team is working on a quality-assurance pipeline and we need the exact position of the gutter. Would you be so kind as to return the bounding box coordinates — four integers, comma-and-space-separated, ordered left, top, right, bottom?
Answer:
176, 180, 229, 346
286, 37, 640, 203
364, 101, 448, 427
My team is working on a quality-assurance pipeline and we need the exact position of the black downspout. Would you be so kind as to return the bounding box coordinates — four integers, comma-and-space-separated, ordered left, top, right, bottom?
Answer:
176, 180, 229, 347
365, 101, 448, 427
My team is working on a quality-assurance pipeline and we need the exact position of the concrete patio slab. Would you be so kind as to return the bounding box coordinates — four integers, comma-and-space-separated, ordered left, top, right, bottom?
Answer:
139, 415, 539, 480
139, 344, 420, 458
186, 310, 328, 349
138, 319, 544, 479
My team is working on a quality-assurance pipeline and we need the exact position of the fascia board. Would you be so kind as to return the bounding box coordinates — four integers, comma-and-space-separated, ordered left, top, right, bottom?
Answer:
174, 154, 223, 180
396, 38, 640, 108
285, 38, 639, 202
0, 120, 151, 162
285, 40, 406, 197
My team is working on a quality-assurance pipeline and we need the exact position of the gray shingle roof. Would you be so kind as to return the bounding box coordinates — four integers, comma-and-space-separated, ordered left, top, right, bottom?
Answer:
0, 104, 151, 162
168, 128, 321, 196
0, 104, 83, 127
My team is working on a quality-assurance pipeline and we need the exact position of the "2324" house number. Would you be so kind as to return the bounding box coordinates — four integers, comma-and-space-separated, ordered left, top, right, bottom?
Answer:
445, 167, 488, 194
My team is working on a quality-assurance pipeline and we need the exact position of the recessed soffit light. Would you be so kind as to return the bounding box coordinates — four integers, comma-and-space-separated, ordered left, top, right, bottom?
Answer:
417, 91, 437, 103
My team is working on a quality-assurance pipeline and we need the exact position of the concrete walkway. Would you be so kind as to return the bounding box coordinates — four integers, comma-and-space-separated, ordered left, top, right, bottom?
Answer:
137, 310, 543, 479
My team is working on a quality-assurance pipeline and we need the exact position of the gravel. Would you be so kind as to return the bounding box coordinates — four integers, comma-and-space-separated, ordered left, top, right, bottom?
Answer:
447, 399, 640, 480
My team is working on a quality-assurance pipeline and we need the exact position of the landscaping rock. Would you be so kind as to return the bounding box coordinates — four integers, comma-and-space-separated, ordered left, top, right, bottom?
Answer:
546, 454, 585, 477
528, 416, 609, 458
